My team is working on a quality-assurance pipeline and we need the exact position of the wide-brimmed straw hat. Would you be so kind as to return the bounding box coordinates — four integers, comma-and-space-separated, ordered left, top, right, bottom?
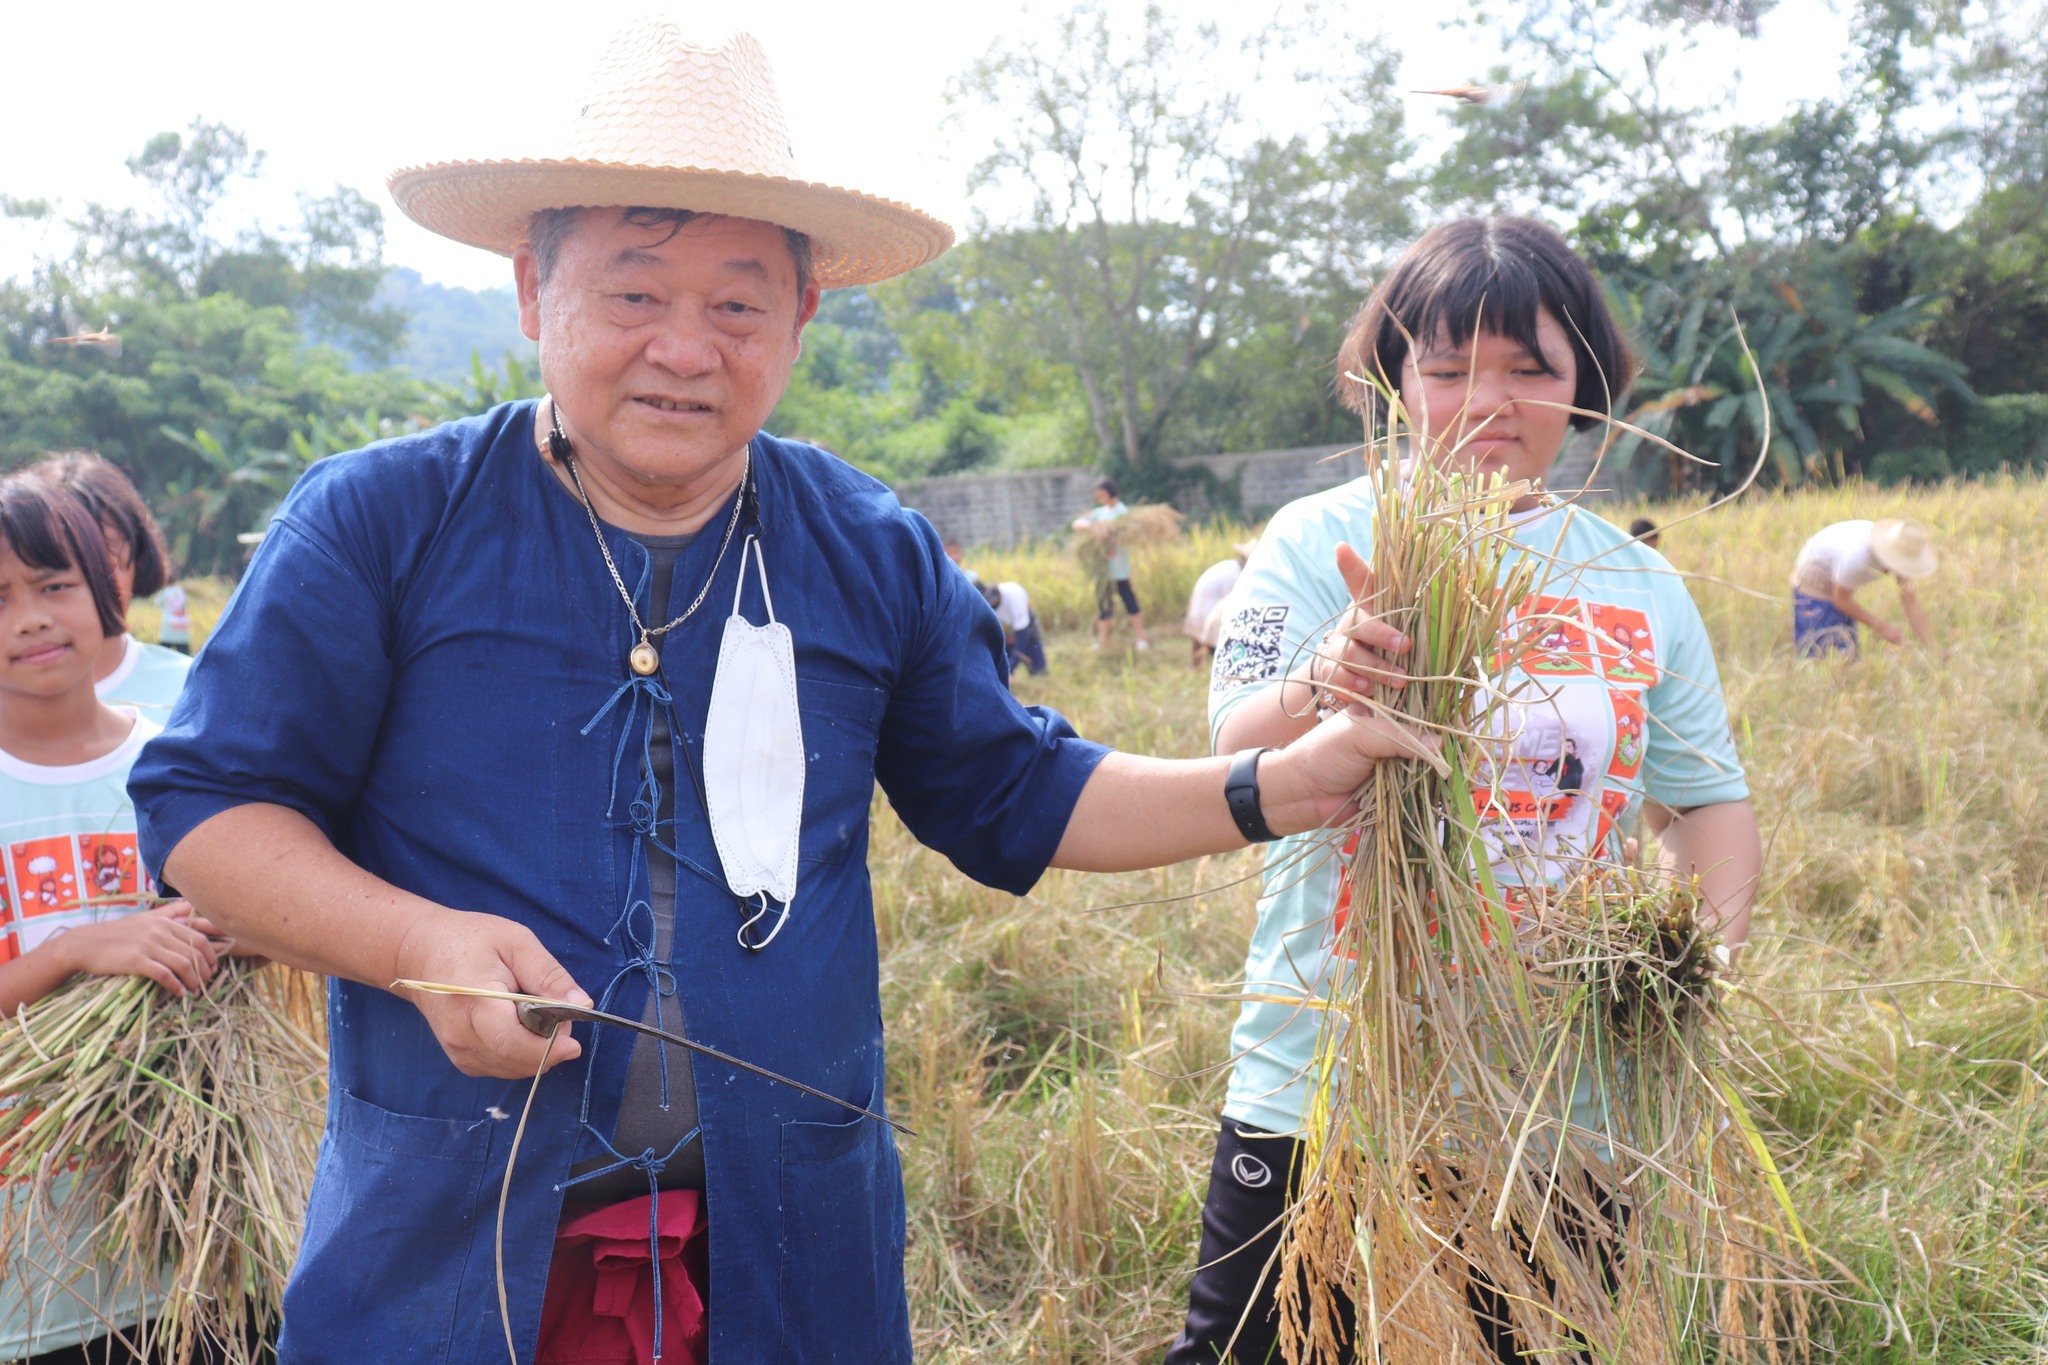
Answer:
1870, 518, 1937, 579
387, 16, 953, 288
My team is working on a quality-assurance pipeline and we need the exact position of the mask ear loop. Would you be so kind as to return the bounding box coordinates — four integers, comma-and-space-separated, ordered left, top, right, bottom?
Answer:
731, 534, 776, 624
737, 891, 793, 951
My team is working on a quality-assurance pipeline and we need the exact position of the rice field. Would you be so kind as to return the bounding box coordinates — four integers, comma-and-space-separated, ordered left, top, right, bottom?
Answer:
121, 481, 2048, 1361
891, 476, 2048, 1363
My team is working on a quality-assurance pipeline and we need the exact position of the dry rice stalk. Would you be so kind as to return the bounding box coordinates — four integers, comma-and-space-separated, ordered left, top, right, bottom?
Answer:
0, 962, 327, 1363
1069, 502, 1183, 569
1274, 437, 1815, 1365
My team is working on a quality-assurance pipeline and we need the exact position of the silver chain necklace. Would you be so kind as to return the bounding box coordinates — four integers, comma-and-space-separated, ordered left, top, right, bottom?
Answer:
550, 400, 750, 677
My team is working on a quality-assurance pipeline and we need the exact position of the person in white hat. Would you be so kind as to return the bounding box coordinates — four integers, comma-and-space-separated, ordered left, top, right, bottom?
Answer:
127, 17, 1433, 1365
1790, 517, 1937, 657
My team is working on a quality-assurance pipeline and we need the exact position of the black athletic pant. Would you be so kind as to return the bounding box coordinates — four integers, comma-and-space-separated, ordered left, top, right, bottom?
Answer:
1166, 1121, 1568, 1365
1165, 1121, 1344, 1364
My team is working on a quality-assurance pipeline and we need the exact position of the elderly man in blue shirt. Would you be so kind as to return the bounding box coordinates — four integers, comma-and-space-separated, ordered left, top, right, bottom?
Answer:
129, 19, 1429, 1365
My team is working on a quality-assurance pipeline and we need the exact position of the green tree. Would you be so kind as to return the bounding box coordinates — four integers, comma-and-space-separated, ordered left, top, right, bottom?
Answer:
951, 2, 1416, 500
0, 123, 422, 570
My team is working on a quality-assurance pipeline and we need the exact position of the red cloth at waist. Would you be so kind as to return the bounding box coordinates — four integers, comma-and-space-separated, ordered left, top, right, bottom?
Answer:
537, 1191, 708, 1365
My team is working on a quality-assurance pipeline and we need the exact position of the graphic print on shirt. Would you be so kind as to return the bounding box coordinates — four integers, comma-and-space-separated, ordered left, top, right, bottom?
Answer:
2, 832, 152, 956
1503, 596, 1598, 677
6, 835, 83, 956
1593, 788, 1633, 850
1212, 604, 1292, 694
79, 834, 140, 901
1608, 689, 1646, 780
1470, 678, 1616, 884
1587, 602, 1658, 685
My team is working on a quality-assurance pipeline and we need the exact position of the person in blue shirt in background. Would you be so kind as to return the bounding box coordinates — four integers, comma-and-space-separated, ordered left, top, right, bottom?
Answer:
128, 20, 1432, 1365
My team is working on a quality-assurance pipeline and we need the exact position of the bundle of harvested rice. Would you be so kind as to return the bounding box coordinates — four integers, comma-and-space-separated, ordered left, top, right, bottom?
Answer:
1069, 502, 1183, 568
0, 962, 326, 1364
1275, 444, 1815, 1365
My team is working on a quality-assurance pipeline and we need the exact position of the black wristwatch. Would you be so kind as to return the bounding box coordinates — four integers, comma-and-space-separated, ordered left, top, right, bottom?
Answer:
1224, 747, 1278, 843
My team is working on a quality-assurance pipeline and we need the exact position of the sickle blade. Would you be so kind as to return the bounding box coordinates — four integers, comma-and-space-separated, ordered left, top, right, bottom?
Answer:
516, 1000, 912, 1135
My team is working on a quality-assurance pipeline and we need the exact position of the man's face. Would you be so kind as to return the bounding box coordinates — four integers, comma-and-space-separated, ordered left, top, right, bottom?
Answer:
515, 210, 820, 500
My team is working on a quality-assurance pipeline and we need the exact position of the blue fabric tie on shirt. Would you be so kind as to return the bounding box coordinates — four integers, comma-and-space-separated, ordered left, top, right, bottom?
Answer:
129, 402, 1108, 1365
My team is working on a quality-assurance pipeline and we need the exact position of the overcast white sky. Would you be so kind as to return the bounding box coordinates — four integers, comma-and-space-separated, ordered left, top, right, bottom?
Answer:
0, 0, 1852, 292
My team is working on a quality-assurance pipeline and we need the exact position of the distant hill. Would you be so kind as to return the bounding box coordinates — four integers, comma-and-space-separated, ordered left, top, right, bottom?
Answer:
376, 267, 534, 383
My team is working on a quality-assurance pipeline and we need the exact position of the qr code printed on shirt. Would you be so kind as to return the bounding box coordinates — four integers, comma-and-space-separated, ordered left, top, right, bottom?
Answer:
1211, 604, 1291, 694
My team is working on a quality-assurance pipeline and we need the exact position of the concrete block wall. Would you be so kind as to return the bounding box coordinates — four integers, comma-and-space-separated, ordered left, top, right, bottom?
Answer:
896, 443, 1370, 547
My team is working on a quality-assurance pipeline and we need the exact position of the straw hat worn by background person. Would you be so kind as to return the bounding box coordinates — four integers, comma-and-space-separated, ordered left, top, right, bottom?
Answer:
388, 19, 952, 286
1790, 516, 1938, 656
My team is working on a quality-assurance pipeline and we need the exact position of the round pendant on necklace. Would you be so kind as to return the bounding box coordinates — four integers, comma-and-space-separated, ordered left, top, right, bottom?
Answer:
629, 639, 661, 676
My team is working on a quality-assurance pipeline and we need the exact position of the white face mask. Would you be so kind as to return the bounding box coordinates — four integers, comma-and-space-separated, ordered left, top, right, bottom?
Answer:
703, 537, 804, 950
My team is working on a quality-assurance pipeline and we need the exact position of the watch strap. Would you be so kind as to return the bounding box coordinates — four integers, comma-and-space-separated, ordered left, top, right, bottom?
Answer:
1224, 747, 1277, 844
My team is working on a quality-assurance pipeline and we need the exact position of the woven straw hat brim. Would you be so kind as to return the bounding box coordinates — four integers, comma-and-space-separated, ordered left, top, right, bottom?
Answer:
388, 159, 954, 289
1870, 517, 1938, 579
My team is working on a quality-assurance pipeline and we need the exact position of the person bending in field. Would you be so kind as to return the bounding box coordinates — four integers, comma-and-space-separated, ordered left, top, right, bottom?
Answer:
0, 473, 224, 1365
980, 578, 1046, 681
31, 453, 193, 709
1790, 517, 1937, 658
1174, 216, 1761, 1364
1073, 477, 1151, 652
1184, 539, 1255, 670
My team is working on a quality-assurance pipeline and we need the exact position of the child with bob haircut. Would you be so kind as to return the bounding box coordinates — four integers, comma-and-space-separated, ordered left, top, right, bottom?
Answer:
31, 453, 192, 711
1177, 216, 1761, 1363
0, 472, 223, 1364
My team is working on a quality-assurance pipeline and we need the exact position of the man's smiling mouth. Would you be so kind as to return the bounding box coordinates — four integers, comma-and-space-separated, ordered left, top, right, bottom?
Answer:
639, 397, 712, 413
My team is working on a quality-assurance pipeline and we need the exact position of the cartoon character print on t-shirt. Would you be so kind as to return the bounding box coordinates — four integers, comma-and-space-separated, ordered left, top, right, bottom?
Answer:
1502, 596, 1600, 678
1587, 602, 1658, 685
1608, 690, 1646, 781
2, 832, 151, 958
80, 835, 139, 900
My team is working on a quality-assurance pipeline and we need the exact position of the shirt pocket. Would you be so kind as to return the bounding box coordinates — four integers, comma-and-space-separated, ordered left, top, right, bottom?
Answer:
282, 1087, 495, 1364
796, 676, 885, 868
776, 1094, 910, 1363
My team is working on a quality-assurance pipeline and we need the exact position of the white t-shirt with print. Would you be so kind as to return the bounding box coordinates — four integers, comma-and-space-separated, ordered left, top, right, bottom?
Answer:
1207, 482, 1750, 1138
1791, 519, 1883, 596
94, 635, 192, 718
0, 712, 166, 1357
990, 582, 1033, 633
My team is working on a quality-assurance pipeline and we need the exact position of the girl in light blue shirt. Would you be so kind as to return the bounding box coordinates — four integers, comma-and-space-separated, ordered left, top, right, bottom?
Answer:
1168, 216, 1761, 1365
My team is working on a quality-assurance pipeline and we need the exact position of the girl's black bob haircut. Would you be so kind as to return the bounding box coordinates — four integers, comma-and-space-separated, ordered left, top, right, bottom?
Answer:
34, 451, 172, 600
1336, 216, 1635, 432
0, 472, 127, 639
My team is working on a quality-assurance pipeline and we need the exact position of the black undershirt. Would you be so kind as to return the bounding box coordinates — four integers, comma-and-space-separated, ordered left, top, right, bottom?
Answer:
568, 531, 705, 1200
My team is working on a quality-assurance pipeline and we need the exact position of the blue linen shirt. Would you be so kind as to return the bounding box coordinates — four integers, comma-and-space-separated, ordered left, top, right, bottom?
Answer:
129, 402, 1108, 1364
